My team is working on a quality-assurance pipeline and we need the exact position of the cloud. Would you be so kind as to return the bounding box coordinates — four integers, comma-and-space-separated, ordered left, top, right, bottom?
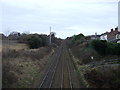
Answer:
1, 0, 119, 38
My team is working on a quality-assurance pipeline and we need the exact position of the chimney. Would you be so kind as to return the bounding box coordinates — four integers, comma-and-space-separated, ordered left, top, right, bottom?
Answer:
115, 27, 118, 31
111, 29, 113, 32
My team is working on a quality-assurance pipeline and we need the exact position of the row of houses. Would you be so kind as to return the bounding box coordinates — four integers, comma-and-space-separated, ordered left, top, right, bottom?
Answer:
91, 27, 120, 43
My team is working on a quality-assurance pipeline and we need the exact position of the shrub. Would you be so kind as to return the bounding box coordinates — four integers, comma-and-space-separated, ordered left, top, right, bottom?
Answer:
91, 40, 107, 55
27, 35, 42, 49
72, 33, 85, 42
91, 40, 120, 55
106, 42, 120, 55
84, 65, 120, 88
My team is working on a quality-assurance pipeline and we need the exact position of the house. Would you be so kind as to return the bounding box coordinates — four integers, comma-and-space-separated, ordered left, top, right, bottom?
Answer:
116, 32, 120, 43
99, 27, 120, 43
90, 33, 100, 40
107, 27, 120, 42
100, 32, 108, 41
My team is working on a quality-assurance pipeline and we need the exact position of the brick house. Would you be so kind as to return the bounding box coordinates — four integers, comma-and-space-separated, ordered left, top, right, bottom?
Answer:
107, 27, 120, 42
99, 27, 120, 43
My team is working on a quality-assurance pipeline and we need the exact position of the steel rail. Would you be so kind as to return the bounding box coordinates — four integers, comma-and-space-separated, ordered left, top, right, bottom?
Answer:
65, 43, 73, 89
67, 58, 73, 89
39, 46, 62, 88
49, 46, 62, 88
60, 49, 64, 89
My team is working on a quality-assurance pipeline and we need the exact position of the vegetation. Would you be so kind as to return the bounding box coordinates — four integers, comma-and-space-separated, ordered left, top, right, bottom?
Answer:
27, 35, 42, 49
2, 32, 61, 88
84, 65, 120, 88
69, 33, 120, 88
4, 32, 62, 49
2, 46, 54, 88
72, 33, 85, 42
91, 40, 107, 55
91, 40, 120, 55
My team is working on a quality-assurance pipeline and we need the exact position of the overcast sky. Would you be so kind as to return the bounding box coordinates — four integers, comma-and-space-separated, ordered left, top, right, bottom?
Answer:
1, 0, 119, 39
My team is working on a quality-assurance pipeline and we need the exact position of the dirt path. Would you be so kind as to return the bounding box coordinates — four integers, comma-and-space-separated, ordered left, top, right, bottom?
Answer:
39, 40, 80, 88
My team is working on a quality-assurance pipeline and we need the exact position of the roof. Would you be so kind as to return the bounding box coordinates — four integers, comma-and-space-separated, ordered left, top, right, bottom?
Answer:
101, 32, 109, 36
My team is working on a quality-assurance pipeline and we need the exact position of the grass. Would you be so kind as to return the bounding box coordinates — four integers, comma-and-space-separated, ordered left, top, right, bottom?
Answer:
2, 40, 55, 88
0, 45, 2, 52
18, 61, 40, 88
69, 49, 90, 88
2, 43, 28, 51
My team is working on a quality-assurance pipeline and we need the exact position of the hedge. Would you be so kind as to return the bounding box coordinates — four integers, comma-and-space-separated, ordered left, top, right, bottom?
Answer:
91, 40, 120, 55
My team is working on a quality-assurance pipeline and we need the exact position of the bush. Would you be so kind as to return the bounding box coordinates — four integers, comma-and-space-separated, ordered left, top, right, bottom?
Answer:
91, 40, 120, 55
91, 40, 107, 55
27, 35, 42, 49
106, 42, 120, 55
84, 64, 120, 88
72, 33, 85, 42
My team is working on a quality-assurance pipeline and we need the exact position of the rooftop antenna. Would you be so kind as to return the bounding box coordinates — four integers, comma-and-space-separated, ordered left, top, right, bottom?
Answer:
49, 26, 51, 45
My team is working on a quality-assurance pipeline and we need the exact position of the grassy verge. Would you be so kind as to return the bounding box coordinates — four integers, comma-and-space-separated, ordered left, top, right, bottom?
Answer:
69, 49, 92, 88
69, 48, 120, 88
18, 62, 39, 88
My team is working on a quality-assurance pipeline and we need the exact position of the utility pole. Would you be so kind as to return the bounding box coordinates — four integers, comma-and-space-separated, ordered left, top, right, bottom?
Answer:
95, 32, 97, 40
118, 1, 120, 31
49, 26, 51, 45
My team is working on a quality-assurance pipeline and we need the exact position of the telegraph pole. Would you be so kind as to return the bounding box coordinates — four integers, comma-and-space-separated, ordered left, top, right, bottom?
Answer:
118, 1, 120, 31
49, 26, 51, 45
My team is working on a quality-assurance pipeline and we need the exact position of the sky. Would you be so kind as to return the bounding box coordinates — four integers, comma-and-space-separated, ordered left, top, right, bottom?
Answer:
0, 0, 119, 39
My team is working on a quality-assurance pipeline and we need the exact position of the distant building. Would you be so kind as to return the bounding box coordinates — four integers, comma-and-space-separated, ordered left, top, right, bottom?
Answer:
100, 32, 108, 41
99, 27, 120, 43
107, 27, 119, 42
90, 33, 100, 40
108, 27, 120, 42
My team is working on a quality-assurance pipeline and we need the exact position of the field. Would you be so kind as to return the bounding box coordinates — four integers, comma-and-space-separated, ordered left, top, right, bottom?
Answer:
2, 40, 55, 88
2, 40, 28, 51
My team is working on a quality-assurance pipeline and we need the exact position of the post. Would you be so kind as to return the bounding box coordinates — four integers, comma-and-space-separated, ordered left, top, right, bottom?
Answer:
95, 32, 97, 39
118, 1, 120, 31
49, 26, 51, 45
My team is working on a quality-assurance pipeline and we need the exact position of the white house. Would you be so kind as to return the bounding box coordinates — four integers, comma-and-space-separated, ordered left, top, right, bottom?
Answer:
116, 32, 120, 39
100, 32, 108, 41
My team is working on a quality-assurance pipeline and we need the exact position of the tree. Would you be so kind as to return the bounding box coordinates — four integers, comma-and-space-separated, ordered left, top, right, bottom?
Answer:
8, 31, 21, 40
72, 33, 85, 42
27, 35, 42, 49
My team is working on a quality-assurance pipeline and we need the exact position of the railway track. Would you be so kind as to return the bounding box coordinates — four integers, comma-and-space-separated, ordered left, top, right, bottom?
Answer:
39, 41, 79, 89
39, 44, 63, 88
62, 43, 73, 88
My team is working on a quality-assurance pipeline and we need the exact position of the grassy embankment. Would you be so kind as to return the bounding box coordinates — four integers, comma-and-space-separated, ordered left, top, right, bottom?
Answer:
2, 40, 55, 88
68, 36, 120, 88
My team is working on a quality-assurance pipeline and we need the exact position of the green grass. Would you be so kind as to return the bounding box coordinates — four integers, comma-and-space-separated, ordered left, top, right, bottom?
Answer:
17, 62, 39, 88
